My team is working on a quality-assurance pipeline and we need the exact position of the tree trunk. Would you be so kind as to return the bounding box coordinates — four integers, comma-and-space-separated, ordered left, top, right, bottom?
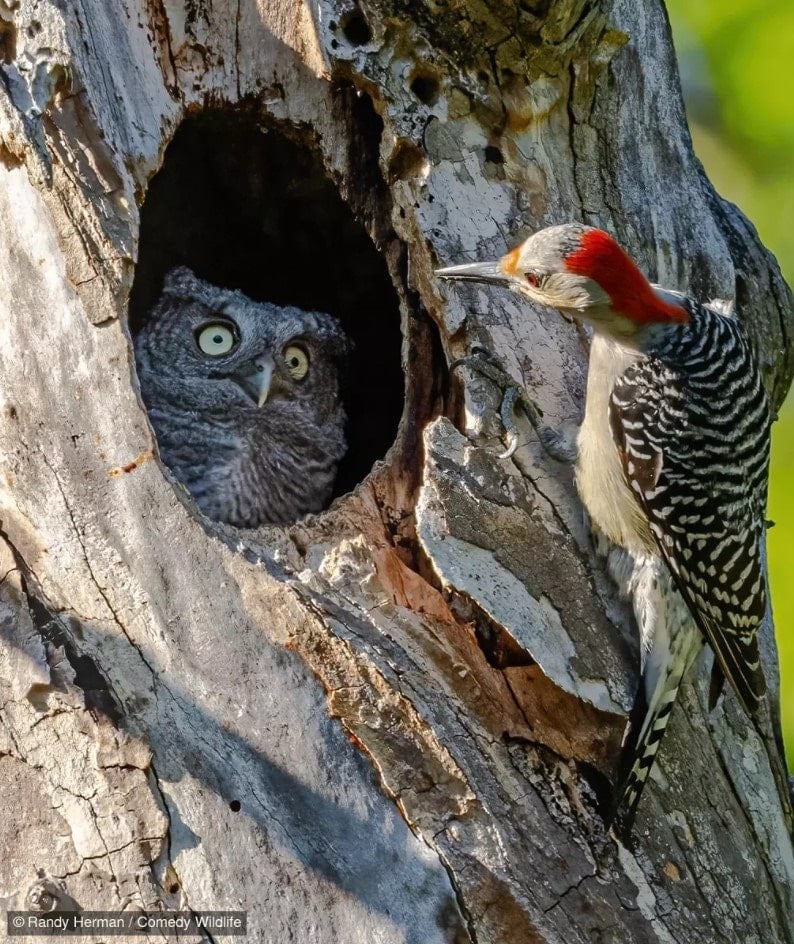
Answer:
1, 0, 792, 941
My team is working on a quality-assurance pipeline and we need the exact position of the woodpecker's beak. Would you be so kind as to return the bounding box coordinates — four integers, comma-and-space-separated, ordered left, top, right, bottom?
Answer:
232, 355, 274, 408
435, 260, 512, 288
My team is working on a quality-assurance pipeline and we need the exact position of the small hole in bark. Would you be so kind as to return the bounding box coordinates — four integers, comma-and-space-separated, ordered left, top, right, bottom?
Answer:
519, 0, 551, 14
168, 883, 179, 894
472, 613, 534, 670
128, 103, 419, 530
484, 146, 504, 164
0, 21, 16, 63
340, 9, 372, 46
409, 71, 440, 106
387, 139, 428, 182
229, 800, 241, 812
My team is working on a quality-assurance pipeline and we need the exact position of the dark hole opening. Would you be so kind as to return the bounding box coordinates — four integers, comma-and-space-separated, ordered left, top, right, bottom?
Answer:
229, 799, 241, 813
484, 146, 504, 165
409, 73, 440, 106
129, 109, 404, 515
339, 9, 372, 46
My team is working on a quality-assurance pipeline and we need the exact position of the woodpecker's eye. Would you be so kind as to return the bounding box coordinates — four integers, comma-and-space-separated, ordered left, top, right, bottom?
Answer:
525, 272, 541, 288
284, 344, 310, 380
196, 322, 238, 356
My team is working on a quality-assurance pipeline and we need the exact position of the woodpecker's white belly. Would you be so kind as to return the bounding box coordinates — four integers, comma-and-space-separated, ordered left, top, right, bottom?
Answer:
575, 334, 655, 557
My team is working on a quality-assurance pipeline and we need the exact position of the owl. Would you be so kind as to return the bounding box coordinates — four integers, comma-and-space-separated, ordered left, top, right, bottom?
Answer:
134, 267, 348, 527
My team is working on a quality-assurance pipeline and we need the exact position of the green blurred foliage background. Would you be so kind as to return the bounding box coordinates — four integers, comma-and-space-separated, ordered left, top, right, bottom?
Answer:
666, 0, 794, 763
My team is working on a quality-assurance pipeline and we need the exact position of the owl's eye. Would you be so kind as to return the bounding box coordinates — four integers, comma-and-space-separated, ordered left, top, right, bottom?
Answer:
196, 322, 238, 357
284, 344, 310, 380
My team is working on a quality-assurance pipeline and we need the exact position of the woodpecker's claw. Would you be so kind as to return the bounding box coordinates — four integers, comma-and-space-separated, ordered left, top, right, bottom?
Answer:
499, 384, 543, 459
450, 347, 544, 459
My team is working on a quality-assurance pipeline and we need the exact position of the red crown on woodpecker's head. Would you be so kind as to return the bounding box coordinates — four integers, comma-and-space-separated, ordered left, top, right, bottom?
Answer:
564, 228, 689, 325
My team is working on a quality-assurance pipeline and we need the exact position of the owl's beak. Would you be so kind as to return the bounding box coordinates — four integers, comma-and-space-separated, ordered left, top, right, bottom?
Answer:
253, 356, 274, 408
232, 355, 274, 408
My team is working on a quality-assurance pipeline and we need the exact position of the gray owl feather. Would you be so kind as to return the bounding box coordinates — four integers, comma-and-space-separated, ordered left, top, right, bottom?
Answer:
134, 267, 348, 527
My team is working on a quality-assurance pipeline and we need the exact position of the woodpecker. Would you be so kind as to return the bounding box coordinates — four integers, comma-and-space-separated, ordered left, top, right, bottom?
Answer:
436, 223, 784, 834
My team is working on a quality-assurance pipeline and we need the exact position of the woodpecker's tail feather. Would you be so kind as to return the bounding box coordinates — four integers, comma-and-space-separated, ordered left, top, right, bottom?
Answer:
612, 652, 792, 842
608, 663, 686, 840
609, 600, 702, 841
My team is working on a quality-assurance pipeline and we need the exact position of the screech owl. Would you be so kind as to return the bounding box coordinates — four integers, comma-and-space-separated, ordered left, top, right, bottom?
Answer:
134, 267, 348, 527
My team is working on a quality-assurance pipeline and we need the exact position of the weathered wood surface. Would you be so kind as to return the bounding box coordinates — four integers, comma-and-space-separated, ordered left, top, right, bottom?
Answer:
0, 0, 792, 941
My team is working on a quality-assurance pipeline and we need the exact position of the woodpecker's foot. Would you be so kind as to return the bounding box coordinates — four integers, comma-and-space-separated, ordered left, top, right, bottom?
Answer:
499, 384, 546, 458
450, 347, 544, 459
450, 347, 579, 463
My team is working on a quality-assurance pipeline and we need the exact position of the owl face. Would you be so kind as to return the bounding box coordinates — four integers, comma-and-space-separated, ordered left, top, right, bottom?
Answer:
135, 267, 347, 419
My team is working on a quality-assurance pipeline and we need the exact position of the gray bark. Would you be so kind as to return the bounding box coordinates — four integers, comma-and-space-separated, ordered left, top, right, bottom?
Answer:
0, 0, 792, 942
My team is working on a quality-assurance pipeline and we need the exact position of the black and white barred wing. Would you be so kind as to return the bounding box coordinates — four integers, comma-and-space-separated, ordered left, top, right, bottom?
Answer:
609, 355, 769, 718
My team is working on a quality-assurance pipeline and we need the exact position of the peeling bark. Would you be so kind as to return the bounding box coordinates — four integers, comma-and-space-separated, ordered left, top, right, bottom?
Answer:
0, 1, 792, 942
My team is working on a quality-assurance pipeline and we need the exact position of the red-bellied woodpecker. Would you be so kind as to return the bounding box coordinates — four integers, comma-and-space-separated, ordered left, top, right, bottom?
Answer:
436, 223, 786, 835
